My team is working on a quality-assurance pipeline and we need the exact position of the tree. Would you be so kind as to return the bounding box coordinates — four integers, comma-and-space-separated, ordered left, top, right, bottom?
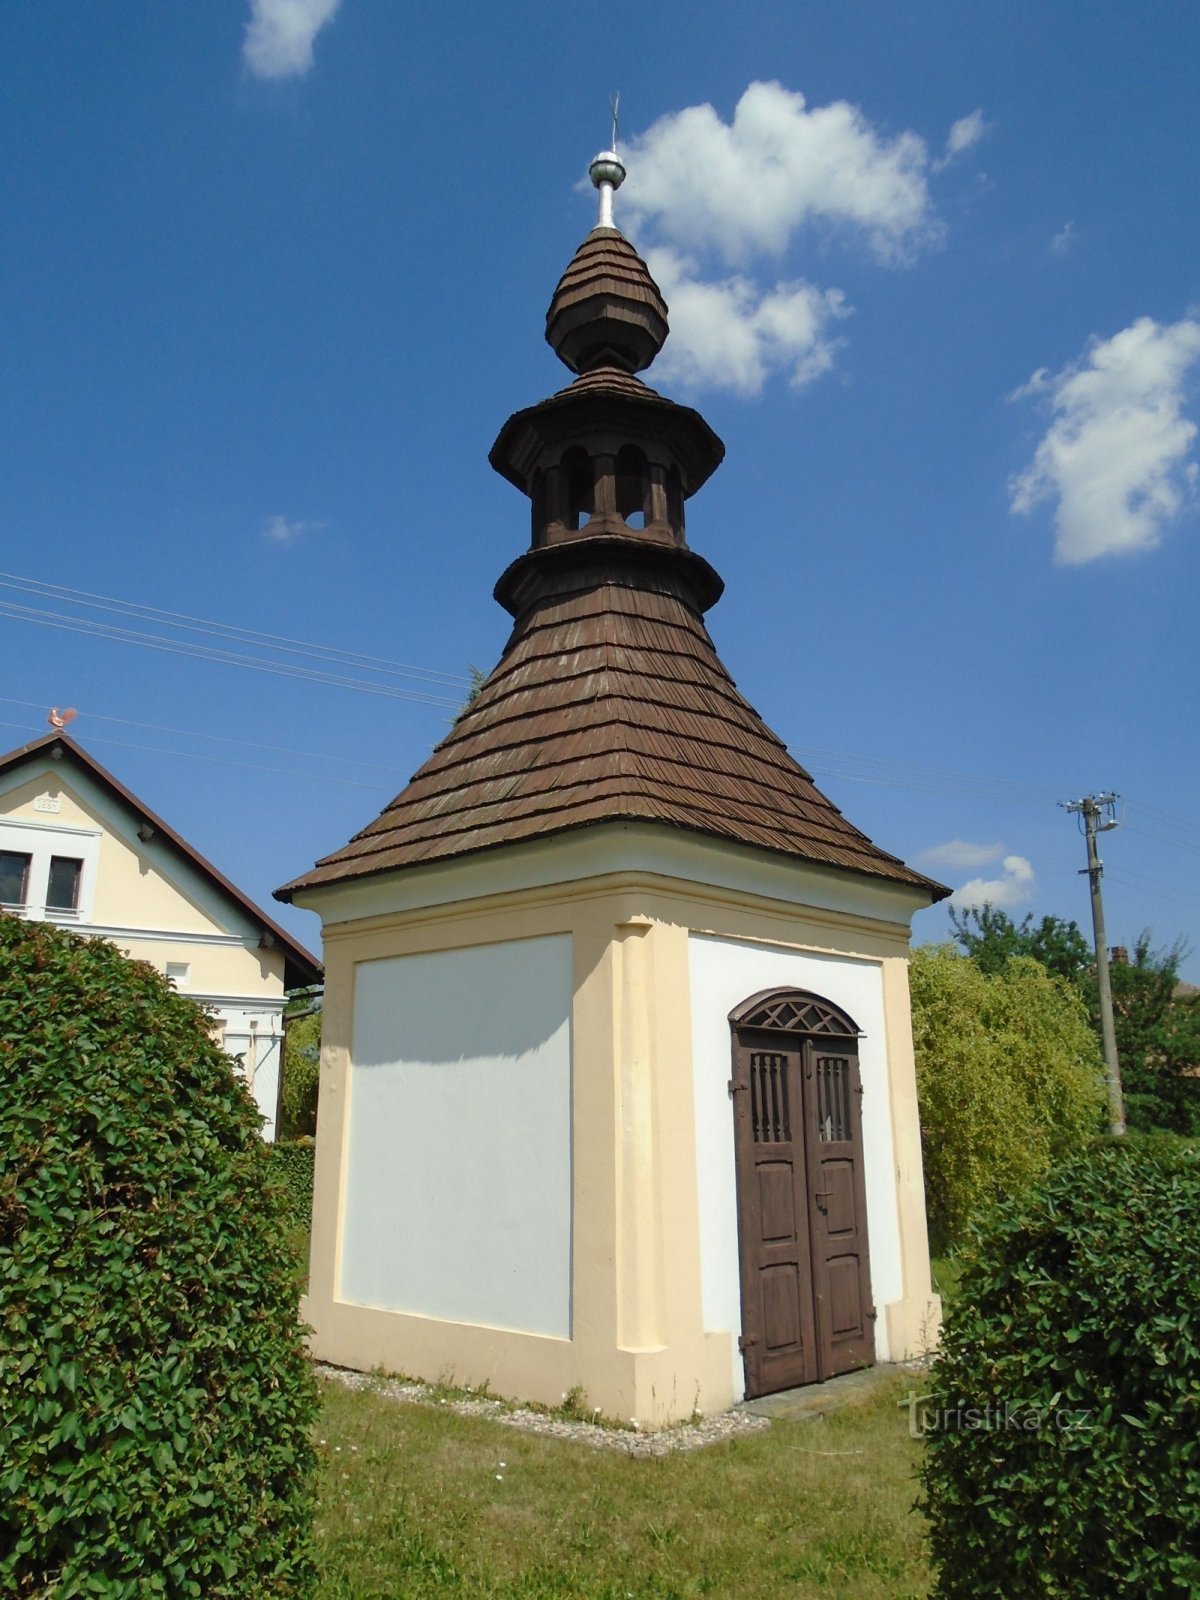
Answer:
948, 904, 1093, 984
1108, 934, 1200, 1134
279, 996, 321, 1140
949, 907, 1200, 1135
452, 663, 488, 724
910, 945, 1106, 1251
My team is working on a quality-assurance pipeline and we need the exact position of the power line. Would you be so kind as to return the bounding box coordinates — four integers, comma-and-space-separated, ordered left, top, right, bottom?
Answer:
1105, 867, 1200, 915
0, 600, 462, 707
0, 570, 471, 688
1126, 798, 1200, 844
0, 715, 390, 791
0, 695, 405, 774
791, 742, 1054, 802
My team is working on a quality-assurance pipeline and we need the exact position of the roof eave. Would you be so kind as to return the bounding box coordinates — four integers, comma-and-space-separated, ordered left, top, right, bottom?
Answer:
276, 811, 948, 908
489, 385, 725, 498
0, 732, 323, 986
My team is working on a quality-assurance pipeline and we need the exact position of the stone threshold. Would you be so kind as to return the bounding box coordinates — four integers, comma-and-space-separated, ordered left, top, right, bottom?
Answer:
738, 1361, 921, 1423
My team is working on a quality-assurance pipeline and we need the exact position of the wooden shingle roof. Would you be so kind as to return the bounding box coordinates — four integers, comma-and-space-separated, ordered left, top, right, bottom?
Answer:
545, 227, 669, 375
278, 210, 946, 909
277, 546, 944, 900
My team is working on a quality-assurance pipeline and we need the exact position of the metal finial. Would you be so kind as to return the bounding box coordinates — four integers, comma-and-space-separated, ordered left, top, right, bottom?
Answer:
589, 150, 626, 230
586, 95, 626, 229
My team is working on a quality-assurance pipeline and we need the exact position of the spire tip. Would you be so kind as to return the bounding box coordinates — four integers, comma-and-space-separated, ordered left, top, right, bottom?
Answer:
588, 148, 626, 229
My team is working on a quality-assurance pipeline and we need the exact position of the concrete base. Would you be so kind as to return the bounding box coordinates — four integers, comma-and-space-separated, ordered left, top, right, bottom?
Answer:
737, 1362, 918, 1423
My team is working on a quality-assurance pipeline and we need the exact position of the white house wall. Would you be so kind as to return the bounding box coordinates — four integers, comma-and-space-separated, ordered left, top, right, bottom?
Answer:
217, 1000, 284, 1142
688, 932, 903, 1399
339, 934, 573, 1339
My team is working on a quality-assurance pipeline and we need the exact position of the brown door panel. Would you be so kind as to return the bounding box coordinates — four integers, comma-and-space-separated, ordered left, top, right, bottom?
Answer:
733, 1043, 817, 1395
804, 1043, 875, 1379
733, 1019, 874, 1397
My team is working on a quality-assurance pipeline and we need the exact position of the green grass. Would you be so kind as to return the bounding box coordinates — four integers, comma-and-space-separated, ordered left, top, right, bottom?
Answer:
313, 1372, 931, 1598
930, 1255, 963, 1310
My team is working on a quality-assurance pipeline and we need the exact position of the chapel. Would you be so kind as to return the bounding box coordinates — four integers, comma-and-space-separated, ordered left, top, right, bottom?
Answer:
278, 147, 947, 1426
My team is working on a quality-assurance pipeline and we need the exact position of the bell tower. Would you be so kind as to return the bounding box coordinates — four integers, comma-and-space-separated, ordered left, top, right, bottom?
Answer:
280, 143, 945, 1429
490, 150, 724, 600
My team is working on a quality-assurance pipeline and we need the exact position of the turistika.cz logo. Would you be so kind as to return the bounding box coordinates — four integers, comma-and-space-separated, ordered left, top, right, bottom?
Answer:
899, 1391, 1094, 1439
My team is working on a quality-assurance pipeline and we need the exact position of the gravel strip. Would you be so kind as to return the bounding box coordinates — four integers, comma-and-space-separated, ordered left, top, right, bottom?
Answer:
316, 1363, 771, 1455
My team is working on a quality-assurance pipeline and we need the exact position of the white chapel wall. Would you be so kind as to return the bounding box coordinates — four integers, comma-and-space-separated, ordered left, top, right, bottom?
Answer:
340, 934, 573, 1339
687, 932, 905, 1399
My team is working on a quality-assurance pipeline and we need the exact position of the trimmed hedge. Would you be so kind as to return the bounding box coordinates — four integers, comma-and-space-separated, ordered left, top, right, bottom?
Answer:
920, 1136, 1200, 1598
0, 915, 317, 1597
269, 1139, 315, 1229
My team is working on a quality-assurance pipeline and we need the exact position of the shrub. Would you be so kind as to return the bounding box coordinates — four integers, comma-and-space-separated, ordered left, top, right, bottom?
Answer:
269, 1139, 315, 1229
910, 945, 1106, 1250
919, 1136, 1200, 1599
0, 915, 317, 1597
278, 1009, 320, 1141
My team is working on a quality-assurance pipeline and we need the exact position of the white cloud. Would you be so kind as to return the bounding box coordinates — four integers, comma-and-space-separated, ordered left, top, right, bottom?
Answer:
615, 82, 967, 395
1050, 220, 1075, 257
919, 838, 1005, 870
262, 514, 319, 544
932, 109, 986, 171
623, 81, 939, 270
1010, 316, 1200, 563
950, 854, 1036, 910
1007, 367, 1050, 403
243, 0, 341, 80
646, 247, 848, 397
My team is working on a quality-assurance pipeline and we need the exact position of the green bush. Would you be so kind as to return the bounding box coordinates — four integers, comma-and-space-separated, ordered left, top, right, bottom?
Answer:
269, 1138, 315, 1228
278, 1010, 320, 1141
920, 1136, 1200, 1598
0, 915, 317, 1597
911, 945, 1106, 1250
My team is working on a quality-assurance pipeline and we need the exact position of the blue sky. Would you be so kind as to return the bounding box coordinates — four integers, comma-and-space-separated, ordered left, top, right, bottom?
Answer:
2, 2, 1198, 975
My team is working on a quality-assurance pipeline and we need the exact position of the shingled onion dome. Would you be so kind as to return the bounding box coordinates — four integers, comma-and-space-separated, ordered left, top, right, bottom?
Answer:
276, 148, 944, 905
545, 153, 668, 375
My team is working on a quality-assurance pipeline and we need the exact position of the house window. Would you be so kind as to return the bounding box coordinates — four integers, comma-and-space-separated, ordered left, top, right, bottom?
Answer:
46, 856, 83, 912
165, 961, 191, 988
0, 850, 31, 906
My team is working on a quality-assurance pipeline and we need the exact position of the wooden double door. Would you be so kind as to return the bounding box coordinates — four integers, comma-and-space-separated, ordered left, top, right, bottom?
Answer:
731, 991, 875, 1398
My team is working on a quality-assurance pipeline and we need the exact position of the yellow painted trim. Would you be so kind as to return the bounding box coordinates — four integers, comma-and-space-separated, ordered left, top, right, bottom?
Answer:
880, 956, 942, 1358
305, 867, 934, 1425
321, 868, 913, 959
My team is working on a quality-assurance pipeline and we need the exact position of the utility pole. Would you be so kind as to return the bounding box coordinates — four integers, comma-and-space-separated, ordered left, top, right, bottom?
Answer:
1062, 793, 1125, 1136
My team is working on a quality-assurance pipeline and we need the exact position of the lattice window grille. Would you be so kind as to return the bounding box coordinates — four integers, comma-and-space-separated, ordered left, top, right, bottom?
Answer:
816, 1056, 851, 1143
750, 1052, 791, 1144
738, 993, 859, 1037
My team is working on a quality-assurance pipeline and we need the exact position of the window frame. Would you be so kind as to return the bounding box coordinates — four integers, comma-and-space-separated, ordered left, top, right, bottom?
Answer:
0, 849, 32, 907
46, 854, 84, 913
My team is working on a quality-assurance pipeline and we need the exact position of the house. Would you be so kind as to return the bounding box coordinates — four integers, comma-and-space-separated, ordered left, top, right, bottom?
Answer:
277, 150, 949, 1426
0, 730, 321, 1139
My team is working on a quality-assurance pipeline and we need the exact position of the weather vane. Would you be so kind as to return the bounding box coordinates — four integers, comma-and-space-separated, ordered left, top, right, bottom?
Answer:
610, 91, 620, 153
